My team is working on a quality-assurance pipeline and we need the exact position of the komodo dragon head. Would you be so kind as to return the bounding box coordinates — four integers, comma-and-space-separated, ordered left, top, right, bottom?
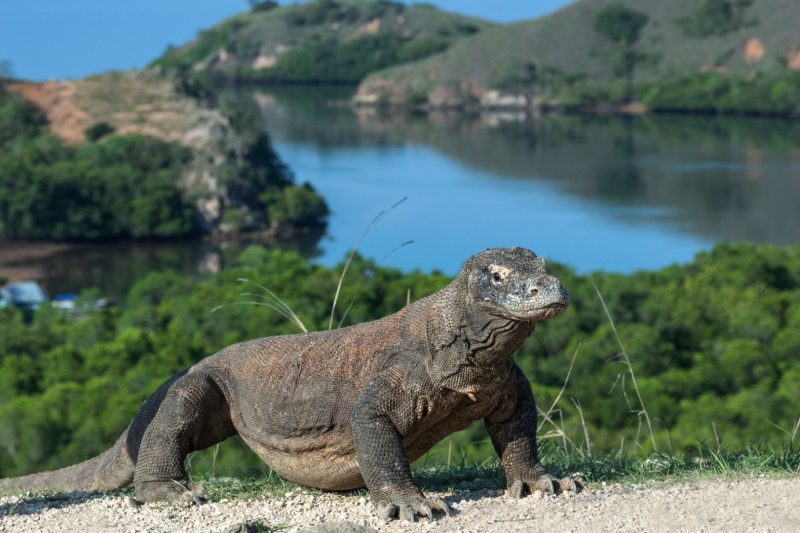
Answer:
465, 247, 569, 322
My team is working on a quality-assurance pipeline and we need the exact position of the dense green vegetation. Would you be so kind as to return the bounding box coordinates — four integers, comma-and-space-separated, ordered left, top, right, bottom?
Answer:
0, 243, 798, 479
677, 0, 757, 38
0, 87, 196, 240
0, 86, 46, 148
244, 34, 450, 84
639, 71, 800, 116
0, 134, 195, 240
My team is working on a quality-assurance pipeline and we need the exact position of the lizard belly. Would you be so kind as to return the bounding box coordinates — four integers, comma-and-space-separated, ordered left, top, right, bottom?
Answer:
238, 430, 364, 490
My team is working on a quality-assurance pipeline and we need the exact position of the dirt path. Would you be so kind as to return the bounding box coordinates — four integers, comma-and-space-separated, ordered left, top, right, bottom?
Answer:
1, 476, 798, 532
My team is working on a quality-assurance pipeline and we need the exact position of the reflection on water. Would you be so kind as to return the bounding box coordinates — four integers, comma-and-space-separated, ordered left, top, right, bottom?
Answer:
3, 86, 799, 295
0, 233, 323, 299
244, 86, 800, 273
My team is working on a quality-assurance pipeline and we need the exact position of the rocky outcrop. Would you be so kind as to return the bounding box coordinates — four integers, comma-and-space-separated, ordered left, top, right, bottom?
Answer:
8, 70, 308, 235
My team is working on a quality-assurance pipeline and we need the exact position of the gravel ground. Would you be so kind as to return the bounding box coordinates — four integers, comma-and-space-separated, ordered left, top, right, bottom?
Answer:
1, 476, 799, 532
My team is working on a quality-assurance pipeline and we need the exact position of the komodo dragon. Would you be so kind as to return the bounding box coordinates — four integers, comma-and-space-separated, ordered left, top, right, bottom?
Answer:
0, 247, 578, 521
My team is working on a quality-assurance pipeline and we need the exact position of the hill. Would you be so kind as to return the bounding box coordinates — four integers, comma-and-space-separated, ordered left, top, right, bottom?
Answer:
152, 0, 494, 84
1, 71, 328, 240
356, 0, 800, 114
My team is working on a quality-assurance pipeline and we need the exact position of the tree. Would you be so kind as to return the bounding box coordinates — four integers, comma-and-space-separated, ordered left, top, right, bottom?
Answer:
595, 4, 649, 45
248, 0, 279, 12
84, 122, 115, 142
595, 4, 650, 102
677, 0, 757, 38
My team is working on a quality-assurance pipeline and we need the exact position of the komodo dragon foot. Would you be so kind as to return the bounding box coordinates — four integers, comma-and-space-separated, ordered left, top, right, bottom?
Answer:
132, 479, 208, 506
508, 470, 582, 498
377, 492, 453, 522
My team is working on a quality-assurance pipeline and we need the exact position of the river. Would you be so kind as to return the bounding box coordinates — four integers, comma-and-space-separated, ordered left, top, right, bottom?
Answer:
2, 86, 799, 296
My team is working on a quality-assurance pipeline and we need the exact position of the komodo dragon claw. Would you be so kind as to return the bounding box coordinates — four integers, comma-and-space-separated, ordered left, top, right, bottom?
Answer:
379, 495, 452, 522
509, 475, 581, 498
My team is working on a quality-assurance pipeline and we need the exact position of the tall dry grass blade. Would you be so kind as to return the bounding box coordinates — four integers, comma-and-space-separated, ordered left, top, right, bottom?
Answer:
656, 418, 674, 454
329, 197, 408, 330
336, 239, 415, 328
211, 443, 220, 479
237, 279, 306, 327
593, 281, 658, 452
537, 407, 578, 449
538, 342, 582, 432
571, 397, 592, 457
212, 301, 307, 333
233, 278, 308, 332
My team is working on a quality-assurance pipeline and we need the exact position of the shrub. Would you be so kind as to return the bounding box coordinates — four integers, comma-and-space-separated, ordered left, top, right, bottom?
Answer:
677, 0, 757, 38
0, 134, 197, 239
84, 121, 115, 142
249, 0, 279, 12
261, 183, 330, 228
0, 86, 47, 149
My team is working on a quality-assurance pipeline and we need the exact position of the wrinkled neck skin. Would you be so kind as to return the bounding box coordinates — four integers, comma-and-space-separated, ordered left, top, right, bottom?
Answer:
423, 273, 534, 391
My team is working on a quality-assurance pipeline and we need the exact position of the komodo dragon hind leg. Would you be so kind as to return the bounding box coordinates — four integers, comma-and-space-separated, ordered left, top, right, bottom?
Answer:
132, 372, 235, 504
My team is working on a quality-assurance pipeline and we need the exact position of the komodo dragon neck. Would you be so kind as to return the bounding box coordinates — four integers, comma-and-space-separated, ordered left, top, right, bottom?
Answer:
421, 271, 533, 393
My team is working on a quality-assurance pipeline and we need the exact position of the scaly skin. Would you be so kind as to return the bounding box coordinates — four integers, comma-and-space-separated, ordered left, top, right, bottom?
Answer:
0, 247, 577, 521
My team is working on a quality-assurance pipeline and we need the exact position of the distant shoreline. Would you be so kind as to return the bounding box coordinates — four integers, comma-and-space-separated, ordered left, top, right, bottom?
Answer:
348, 97, 800, 120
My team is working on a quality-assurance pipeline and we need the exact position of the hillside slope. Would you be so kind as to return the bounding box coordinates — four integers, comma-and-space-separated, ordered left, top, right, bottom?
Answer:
357, 0, 800, 111
3, 71, 328, 238
153, 0, 494, 83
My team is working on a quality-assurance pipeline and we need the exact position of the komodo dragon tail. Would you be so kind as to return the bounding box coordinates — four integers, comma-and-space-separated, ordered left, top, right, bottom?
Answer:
0, 429, 135, 494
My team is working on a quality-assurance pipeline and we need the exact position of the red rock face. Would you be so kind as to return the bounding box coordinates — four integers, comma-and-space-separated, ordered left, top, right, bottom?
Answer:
743, 37, 765, 63
785, 49, 800, 70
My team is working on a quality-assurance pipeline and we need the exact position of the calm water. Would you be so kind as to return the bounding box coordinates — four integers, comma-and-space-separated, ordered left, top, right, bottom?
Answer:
3, 86, 799, 296
257, 87, 800, 274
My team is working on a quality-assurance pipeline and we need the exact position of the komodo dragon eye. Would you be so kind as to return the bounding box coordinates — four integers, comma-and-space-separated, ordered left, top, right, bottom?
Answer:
492, 272, 503, 283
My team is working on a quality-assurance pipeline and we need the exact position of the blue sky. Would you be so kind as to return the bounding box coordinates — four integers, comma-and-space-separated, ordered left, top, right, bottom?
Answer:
0, 0, 573, 81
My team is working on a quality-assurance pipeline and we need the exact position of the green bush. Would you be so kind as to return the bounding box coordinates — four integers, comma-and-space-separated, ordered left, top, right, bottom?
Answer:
249, 0, 278, 12
0, 134, 197, 239
677, 0, 757, 38
261, 182, 330, 228
285, 0, 359, 27
595, 3, 649, 45
84, 121, 115, 141
639, 71, 800, 116
0, 86, 47, 150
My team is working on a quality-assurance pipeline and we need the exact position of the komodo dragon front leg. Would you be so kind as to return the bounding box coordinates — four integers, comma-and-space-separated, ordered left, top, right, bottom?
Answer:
351, 367, 452, 522
485, 365, 579, 497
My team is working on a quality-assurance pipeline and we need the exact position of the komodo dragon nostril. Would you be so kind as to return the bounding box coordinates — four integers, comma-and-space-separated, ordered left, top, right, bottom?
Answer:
530, 288, 539, 297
